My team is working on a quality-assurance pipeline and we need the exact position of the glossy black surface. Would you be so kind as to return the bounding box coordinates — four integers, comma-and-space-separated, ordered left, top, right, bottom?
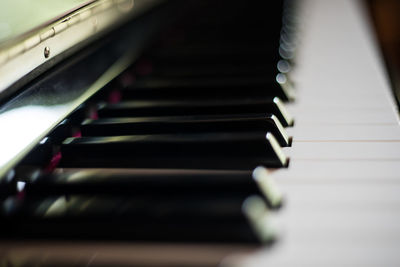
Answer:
0, 194, 264, 243
135, 62, 281, 78
0, 1, 177, 178
122, 76, 289, 101
98, 98, 292, 127
81, 114, 289, 146
22, 169, 260, 198
143, 43, 282, 65
60, 132, 285, 169
0, 0, 289, 246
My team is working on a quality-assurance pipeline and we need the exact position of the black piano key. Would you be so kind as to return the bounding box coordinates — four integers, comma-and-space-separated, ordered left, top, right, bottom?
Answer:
98, 98, 294, 127
19, 137, 54, 167
147, 43, 280, 57
165, 7, 283, 44
24, 169, 257, 196
59, 132, 287, 169
124, 76, 292, 101
20, 167, 282, 209
135, 62, 280, 79
180, 0, 283, 20
80, 114, 290, 146
1, 194, 275, 243
159, 30, 282, 50
141, 45, 282, 67
0, 170, 17, 198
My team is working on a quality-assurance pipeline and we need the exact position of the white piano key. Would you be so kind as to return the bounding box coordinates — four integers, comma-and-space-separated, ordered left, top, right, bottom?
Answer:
239, 0, 400, 266
269, 161, 400, 181
284, 142, 400, 160
278, 211, 400, 244
230, 241, 400, 267
289, 92, 392, 108
288, 105, 395, 117
271, 210, 400, 252
295, 84, 392, 95
279, 184, 400, 206
292, 109, 399, 125
286, 125, 400, 141
287, 89, 397, 113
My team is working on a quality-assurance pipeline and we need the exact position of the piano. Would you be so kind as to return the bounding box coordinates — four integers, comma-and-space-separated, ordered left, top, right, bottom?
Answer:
0, 0, 399, 266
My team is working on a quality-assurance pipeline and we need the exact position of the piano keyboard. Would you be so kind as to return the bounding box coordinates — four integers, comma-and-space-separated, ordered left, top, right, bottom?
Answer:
230, 0, 400, 266
0, 0, 399, 266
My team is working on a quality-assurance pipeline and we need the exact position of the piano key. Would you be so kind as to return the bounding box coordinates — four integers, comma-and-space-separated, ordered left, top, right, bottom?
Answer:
20, 167, 282, 209
233, 212, 400, 267
134, 62, 280, 79
284, 142, 400, 160
286, 125, 400, 141
124, 76, 292, 101
1, 194, 275, 243
145, 43, 281, 58
166, 27, 282, 46
98, 98, 294, 127
288, 93, 395, 111
142, 45, 282, 66
160, 32, 282, 49
0, 169, 17, 197
167, 15, 282, 38
59, 132, 288, 169
172, 19, 282, 33
268, 160, 400, 182
49, 118, 78, 144
80, 114, 290, 147
278, 183, 400, 208
179, 1, 282, 20
291, 109, 399, 125
18, 137, 54, 167
25, 169, 260, 196
278, 205, 400, 244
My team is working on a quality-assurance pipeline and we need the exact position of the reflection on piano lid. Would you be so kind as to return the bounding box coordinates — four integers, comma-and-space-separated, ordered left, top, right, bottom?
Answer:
0, 0, 400, 266
0, 0, 167, 100
0, 0, 169, 179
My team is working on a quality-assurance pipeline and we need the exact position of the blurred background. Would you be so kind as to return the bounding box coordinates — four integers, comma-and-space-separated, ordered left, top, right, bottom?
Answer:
368, 0, 400, 107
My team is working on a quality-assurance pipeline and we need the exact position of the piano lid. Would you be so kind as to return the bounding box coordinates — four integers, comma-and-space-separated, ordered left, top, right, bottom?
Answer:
0, 1, 94, 45
0, 0, 163, 101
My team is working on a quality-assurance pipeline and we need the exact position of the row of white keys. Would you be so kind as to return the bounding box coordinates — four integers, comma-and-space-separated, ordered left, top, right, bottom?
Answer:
231, 0, 400, 266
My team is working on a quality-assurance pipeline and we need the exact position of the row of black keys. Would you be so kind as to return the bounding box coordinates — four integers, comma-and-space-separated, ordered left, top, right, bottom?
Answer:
3, 98, 292, 243
3, 0, 296, 244
60, 97, 292, 170
3, 90, 293, 243
61, 60, 294, 169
